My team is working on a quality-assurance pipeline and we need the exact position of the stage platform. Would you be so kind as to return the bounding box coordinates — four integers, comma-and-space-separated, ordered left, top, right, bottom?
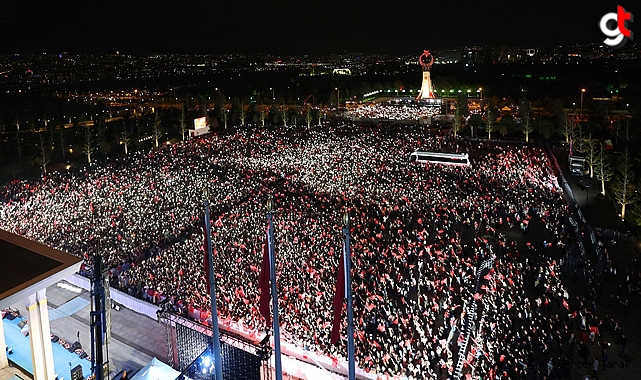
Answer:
3, 314, 92, 380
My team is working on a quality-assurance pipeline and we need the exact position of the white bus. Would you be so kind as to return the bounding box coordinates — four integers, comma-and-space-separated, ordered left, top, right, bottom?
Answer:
409, 151, 470, 166
569, 156, 589, 176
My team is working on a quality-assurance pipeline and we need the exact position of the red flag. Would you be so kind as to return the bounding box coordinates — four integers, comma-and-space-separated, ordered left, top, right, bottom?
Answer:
203, 218, 211, 290
331, 249, 345, 344
259, 231, 271, 326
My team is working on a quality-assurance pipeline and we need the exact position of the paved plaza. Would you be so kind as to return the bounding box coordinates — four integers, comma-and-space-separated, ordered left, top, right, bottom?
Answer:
3, 280, 167, 380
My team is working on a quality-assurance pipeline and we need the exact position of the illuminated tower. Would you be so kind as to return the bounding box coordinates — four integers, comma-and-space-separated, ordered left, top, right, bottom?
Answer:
416, 50, 436, 100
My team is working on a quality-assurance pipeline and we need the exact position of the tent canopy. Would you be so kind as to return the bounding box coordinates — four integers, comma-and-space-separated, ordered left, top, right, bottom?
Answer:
130, 357, 181, 380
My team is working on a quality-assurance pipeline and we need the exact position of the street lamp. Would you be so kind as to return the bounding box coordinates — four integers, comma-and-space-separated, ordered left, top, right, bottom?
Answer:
580, 88, 586, 116
585, 186, 589, 212
335, 87, 340, 108
266, 195, 283, 380
203, 187, 223, 380
342, 210, 355, 380
270, 87, 275, 105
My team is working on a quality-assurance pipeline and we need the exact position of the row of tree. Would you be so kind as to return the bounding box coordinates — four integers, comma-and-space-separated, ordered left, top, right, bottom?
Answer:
448, 94, 641, 226
568, 117, 641, 224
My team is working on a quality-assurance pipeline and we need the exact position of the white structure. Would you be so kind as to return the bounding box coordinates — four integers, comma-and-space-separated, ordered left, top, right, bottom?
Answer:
130, 357, 180, 380
409, 151, 471, 166
189, 116, 210, 138
0, 230, 82, 380
416, 50, 436, 100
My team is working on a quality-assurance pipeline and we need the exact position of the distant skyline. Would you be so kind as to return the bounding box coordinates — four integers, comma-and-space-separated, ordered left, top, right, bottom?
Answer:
2, 2, 638, 55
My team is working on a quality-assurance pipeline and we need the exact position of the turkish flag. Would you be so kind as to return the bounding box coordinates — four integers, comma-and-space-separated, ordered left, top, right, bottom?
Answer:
203, 218, 211, 290
259, 230, 272, 326
331, 248, 345, 344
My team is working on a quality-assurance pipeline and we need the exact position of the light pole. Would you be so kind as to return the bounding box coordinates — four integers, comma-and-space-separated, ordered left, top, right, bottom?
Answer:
580, 88, 586, 117
89, 203, 106, 380
203, 187, 223, 380
215, 87, 221, 101
335, 87, 340, 108
270, 87, 275, 105
585, 186, 589, 212
266, 197, 283, 380
342, 211, 356, 380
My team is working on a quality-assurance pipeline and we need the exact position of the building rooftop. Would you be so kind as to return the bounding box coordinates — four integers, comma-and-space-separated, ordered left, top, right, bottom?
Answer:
0, 229, 82, 309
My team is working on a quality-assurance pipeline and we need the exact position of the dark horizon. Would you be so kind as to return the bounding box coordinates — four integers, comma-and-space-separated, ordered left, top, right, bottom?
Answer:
2, 2, 638, 56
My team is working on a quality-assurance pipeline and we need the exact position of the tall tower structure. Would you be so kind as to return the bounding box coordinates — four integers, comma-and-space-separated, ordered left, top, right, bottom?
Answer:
416, 50, 436, 100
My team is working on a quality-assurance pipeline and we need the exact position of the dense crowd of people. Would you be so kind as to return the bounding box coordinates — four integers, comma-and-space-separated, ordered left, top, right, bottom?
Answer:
345, 102, 441, 121
0, 121, 634, 379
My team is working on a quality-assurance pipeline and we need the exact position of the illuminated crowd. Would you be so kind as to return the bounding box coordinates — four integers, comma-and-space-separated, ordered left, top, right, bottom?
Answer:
0, 121, 632, 379
345, 102, 441, 121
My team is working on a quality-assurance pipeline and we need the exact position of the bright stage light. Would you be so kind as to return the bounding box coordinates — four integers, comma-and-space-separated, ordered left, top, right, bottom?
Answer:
202, 354, 212, 368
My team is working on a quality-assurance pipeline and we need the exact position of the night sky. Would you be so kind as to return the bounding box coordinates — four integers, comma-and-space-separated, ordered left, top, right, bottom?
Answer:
1, 1, 638, 55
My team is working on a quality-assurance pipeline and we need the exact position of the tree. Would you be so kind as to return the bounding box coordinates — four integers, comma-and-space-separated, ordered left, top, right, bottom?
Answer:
521, 111, 534, 142
45, 112, 55, 149
15, 131, 23, 163
456, 92, 469, 116
34, 133, 51, 174
584, 135, 598, 178
179, 103, 188, 141
630, 179, 641, 227
152, 111, 163, 147
134, 113, 142, 137
96, 117, 106, 147
239, 102, 247, 126
469, 114, 483, 127
561, 113, 576, 144
58, 121, 66, 162
83, 126, 94, 163
280, 108, 288, 126
485, 109, 496, 139
571, 124, 587, 154
499, 115, 515, 135
259, 107, 267, 127
622, 119, 631, 144
121, 122, 132, 155
594, 147, 614, 196
499, 124, 508, 138
305, 109, 313, 128
221, 107, 229, 130
612, 148, 636, 221
290, 106, 299, 126
219, 95, 229, 129
451, 105, 462, 138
